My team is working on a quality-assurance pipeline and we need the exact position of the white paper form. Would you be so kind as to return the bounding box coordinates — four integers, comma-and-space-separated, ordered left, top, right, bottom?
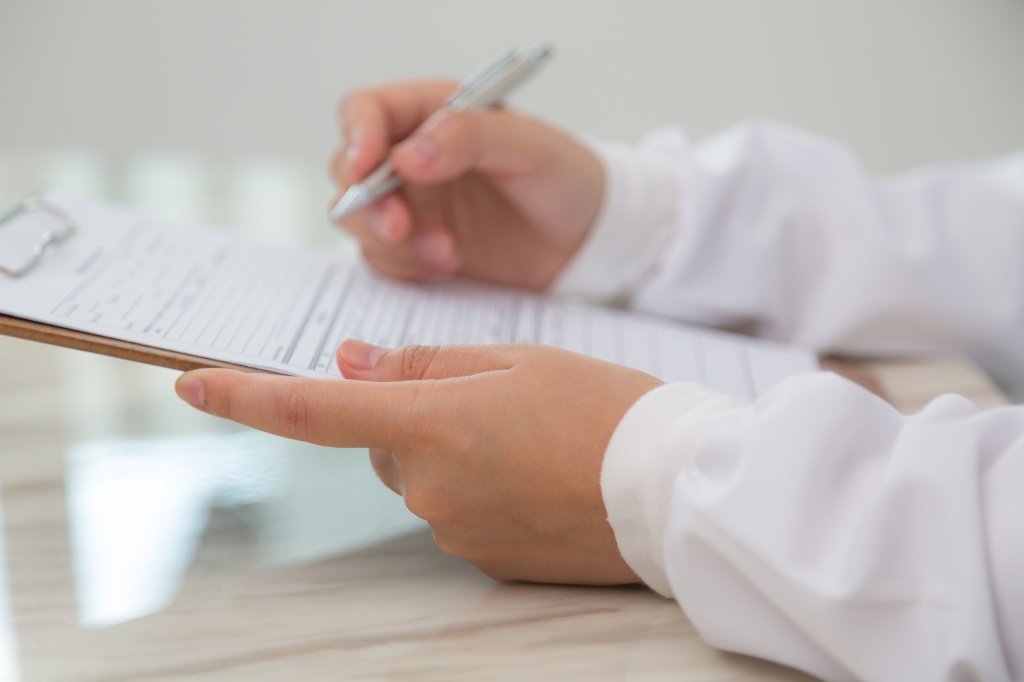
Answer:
0, 193, 818, 401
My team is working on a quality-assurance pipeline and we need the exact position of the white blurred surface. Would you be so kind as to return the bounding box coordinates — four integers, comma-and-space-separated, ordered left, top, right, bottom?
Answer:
1, 0, 1022, 175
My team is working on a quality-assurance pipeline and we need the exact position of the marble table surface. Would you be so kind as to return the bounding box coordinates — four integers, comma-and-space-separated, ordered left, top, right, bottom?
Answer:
0, 151, 1010, 681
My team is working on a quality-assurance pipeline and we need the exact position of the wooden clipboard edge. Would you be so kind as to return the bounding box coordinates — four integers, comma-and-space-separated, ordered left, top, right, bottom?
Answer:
1, 315, 889, 398
0, 314, 269, 374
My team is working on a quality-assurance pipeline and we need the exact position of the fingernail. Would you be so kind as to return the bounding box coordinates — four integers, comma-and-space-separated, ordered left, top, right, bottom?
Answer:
175, 374, 207, 411
341, 339, 384, 370
414, 232, 457, 270
397, 137, 437, 168
345, 130, 362, 164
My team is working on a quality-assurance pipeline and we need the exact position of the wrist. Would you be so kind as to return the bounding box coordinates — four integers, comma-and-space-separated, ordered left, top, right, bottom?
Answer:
552, 128, 690, 301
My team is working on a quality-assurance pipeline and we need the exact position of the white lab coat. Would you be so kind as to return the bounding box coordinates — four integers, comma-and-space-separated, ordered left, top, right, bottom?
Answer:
555, 122, 1024, 681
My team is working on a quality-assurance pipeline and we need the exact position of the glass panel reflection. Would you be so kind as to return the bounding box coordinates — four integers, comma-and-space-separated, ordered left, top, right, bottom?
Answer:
65, 433, 286, 627
64, 432, 425, 629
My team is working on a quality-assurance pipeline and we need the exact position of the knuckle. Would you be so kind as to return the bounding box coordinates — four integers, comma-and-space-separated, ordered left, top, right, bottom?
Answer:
402, 486, 438, 521
279, 384, 315, 441
430, 531, 465, 558
206, 380, 232, 420
403, 481, 460, 526
398, 345, 440, 381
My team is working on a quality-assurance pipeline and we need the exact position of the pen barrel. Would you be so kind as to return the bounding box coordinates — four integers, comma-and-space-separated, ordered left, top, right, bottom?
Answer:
360, 172, 404, 206
362, 159, 398, 187
447, 58, 540, 110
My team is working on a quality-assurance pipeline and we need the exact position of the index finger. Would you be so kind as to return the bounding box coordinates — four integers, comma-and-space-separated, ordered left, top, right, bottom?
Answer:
175, 369, 427, 451
337, 80, 457, 183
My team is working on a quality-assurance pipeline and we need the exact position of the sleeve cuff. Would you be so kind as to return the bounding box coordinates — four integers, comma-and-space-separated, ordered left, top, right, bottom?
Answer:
552, 128, 689, 302
601, 382, 746, 596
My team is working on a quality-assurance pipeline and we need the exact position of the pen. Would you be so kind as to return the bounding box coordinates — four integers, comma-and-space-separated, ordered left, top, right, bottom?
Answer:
329, 41, 553, 222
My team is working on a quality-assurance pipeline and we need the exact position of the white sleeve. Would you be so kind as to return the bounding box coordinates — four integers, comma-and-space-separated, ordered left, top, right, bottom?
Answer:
554, 121, 1024, 397
602, 373, 1024, 682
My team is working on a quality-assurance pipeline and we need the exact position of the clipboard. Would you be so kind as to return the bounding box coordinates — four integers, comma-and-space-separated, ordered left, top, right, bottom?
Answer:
0, 196, 260, 373
0, 191, 828, 399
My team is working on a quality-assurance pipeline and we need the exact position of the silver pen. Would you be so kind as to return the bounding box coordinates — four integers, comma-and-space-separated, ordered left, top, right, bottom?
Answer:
329, 41, 553, 221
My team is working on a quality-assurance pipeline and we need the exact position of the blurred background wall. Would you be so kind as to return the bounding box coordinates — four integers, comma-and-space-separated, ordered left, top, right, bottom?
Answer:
1, 0, 1022, 178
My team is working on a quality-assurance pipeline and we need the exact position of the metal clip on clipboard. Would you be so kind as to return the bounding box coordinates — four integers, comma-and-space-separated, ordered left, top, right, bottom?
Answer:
0, 196, 76, 277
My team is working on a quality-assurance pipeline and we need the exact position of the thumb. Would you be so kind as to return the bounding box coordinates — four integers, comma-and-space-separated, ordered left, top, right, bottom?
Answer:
337, 339, 515, 382
390, 107, 552, 185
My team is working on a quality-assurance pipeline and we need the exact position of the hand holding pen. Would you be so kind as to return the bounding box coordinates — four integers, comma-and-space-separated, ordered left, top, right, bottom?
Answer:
331, 42, 553, 221
330, 43, 607, 291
